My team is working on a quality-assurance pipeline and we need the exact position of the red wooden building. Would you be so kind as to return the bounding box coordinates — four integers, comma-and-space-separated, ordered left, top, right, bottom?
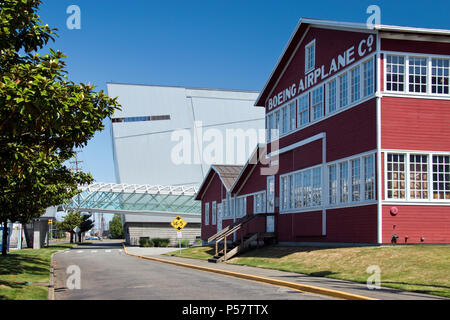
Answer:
197, 18, 450, 245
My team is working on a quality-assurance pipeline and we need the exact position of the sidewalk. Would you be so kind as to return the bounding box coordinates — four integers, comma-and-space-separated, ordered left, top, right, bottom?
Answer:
126, 247, 447, 300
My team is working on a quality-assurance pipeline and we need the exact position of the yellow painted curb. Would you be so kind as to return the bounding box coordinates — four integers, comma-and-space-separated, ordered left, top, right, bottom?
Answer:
122, 243, 377, 301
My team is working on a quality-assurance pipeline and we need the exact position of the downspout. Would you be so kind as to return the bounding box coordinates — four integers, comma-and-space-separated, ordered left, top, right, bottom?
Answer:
376, 31, 383, 244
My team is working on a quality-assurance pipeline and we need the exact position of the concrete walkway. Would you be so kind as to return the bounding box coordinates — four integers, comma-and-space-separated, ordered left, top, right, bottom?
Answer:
133, 250, 447, 300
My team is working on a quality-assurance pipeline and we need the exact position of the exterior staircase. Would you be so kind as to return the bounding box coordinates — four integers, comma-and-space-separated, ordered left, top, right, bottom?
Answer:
207, 214, 274, 263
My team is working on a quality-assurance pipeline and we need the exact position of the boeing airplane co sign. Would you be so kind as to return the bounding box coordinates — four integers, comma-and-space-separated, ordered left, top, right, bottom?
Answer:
267, 34, 375, 111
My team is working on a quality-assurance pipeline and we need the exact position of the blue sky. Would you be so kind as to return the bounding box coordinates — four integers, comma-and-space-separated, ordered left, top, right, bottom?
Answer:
38, 0, 450, 184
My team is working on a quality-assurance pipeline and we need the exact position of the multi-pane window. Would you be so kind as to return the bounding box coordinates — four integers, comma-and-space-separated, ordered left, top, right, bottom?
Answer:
294, 172, 302, 208
327, 79, 337, 113
236, 197, 246, 218
282, 105, 289, 135
312, 167, 322, 206
386, 55, 405, 92
212, 201, 217, 225
409, 57, 427, 93
297, 94, 309, 127
339, 162, 349, 203
410, 154, 428, 200
204, 202, 210, 225
339, 73, 349, 108
280, 176, 288, 210
350, 66, 361, 103
364, 155, 375, 200
433, 155, 450, 200
329, 165, 337, 205
267, 114, 273, 142
254, 192, 266, 214
311, 86, 324, 121
432, 58, 450, 94
387, 154, 406, 199
290, 101, 296, 131
273, 110, 280, 140
267, 176, 275, 213
305, 40, 315, 73
302, 170, 312, 207
363, 58, 374, 96
351, 159, 361, 201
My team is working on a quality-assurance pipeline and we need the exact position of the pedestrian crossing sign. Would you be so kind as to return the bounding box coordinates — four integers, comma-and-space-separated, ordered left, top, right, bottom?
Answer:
170, 216, 187, 231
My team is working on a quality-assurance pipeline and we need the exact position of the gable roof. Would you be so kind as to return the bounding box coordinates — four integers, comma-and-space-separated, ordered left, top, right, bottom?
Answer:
195, 164, 243, 200
230, 144, 267, 194
255, 17, 450, 107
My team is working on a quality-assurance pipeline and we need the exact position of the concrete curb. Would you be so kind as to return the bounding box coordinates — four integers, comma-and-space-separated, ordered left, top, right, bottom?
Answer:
48, 252, 56, 301
122, 243, 377, 301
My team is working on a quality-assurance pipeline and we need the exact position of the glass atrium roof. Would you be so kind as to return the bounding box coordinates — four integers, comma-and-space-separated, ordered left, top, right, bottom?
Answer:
63, 183, 201, 217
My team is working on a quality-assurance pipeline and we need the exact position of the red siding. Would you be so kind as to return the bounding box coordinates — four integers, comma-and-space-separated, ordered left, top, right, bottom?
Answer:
381, 97, 450, 151
276, 205, 378, 243
201, 174, 224, 240
381, 38, 450, 55
382, 205, 450, 244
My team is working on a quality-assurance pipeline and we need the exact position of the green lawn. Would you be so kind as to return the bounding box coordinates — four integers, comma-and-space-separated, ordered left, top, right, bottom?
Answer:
0, 243, 75, 300
166, 245, 450, 298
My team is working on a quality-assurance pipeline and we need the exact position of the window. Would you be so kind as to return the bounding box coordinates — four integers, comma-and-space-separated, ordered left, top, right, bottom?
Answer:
350, 66, 361, 103
294, 172, 302, 208
432, 58, 450, 94
339, 73, 349, 108
267, 176, 275, 213
282, 105, 289, 135
254, 192, 266, 214
409, 57, 427, 93
212, 201, 217, 225
297, 94, 309, 127
386, 55, 405, 92
433, 155, 450, 200
302, 170, 312, 208
311, 86, 323, 121
273, 110, 280, 140
364, 155, 375, 200
329, 165, 337, 204
267, 114, 273, 142
236, 196, 247, 218
410, 154, 428, 200
327, 79, 337, 113
290, 101, 297, 131
204, 202, 210, 225
351, 159, 361, 201
312, 167, 322, 206
339, 162, 349, 203
305, 40, 316, 73
280, 175, 288, 210
363, 58, 374, 96
387, 154, 406, 199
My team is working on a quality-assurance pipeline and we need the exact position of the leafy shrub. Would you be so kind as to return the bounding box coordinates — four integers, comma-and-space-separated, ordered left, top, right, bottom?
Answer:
152, 238, 170, 247
139, 237, 154, 247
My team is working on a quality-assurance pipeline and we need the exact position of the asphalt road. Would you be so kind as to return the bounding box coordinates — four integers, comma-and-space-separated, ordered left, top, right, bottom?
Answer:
53, 241, 332, 300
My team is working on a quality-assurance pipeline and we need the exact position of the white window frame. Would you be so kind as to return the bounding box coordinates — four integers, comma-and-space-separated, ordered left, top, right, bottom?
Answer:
385, 54, 406, 93
212, 201, 217, 225
311, 86, 324, 122
267, 176, 275, 213
305, 39, 316, 74
297, 93, 309, 128
431, 57, 450, 95
204, 202, 210, 225
253, 191, 267, 214
383, 51, 450, 98
384, 150, 450, 203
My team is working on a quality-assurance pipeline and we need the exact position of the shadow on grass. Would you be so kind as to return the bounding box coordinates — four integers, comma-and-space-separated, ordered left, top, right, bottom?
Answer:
236, 245, 338, 259
0, 254, 49, 276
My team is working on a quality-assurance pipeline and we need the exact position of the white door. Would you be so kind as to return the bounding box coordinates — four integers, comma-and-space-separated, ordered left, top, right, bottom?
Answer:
217, 203, 223, 233
266, 216, 275, 233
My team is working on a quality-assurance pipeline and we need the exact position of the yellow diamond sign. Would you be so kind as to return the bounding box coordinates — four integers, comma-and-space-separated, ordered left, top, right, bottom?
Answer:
170, 216, 187, 231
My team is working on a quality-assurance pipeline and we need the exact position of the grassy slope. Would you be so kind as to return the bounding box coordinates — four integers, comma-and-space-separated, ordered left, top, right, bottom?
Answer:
0, 244, 75, 300
166, 245, 450, 298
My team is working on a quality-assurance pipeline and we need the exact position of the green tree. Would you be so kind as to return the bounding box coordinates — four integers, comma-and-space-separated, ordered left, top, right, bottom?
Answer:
78, 213, 94, 242
0, 0, 120, 255
56, 211, 82, 244
109, 215, 124, 239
